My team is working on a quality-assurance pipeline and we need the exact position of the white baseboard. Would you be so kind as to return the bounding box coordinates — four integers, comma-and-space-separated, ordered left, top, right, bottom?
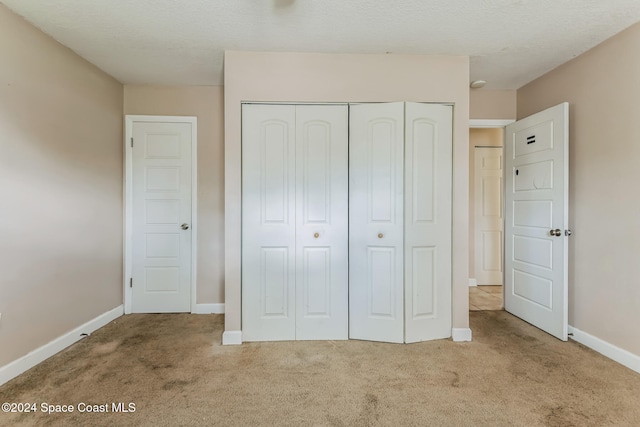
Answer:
0, 305, 123, 387
452, 328, 472, 342
222, 330, 242, 345
468, 278, 477, 287
191, 303, 225, 314
568, 325, 640, 374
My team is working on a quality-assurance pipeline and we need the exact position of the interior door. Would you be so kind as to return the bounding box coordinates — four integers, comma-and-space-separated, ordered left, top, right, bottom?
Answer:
504, 102, 569, 341
131, 121, 193, 313
404, 103, 453, 343
295, 105, 349, 340
349, 102, 405, 343
242, 105, 296, 341
474, 147, 504, 285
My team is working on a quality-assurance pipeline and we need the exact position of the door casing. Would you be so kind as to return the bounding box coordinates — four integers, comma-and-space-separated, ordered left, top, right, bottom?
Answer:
124, 115, 198, 314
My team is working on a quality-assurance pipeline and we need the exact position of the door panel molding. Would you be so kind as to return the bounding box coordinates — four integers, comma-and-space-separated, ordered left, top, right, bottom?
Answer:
124, 115, 198, 314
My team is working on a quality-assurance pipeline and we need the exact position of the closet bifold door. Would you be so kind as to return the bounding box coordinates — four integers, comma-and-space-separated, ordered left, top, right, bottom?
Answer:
404, 103, 452, 343
242, 105, 296, 341
242, 104, 349, 341
295, 105, 349, 340
349, 102, 405, 343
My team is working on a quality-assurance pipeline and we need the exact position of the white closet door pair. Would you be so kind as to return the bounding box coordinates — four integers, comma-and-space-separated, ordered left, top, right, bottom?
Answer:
349, 102, 452, 343
242, 104, 349, 341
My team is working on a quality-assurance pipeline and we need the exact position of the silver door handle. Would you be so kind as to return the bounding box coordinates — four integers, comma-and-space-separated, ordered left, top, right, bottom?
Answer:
377, 233, 384, 238
181, 223, 190, 230
549, 229, 561, 237
313, 233, 320, 238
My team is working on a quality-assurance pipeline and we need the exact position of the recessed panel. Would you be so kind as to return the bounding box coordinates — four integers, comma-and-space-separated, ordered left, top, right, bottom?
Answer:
514, 160, 553, 191
146, 167, 180, 192
514, 121, 553, 158
482, 176, 502, 217
368, 247, 395, 318
369, 120, 395, 223
482, 231, 502, 271
513, 200, 552, 229
482, 154, 502, 170
303, 122, 331, 224
261, 121, 290, 224
145, 199, 179, 224
144, 267, 179, 292
412, 247, 435, 318
512, 269, 552, 309
145, 133, 181, 158
261, 247, 289, 317
303, 247, 331, 317
145, 234, 179, 258
514, 235, 552, 269
411, 120, 435, 223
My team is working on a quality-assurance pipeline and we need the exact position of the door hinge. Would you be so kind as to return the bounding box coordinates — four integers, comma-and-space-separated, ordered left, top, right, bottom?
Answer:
130, 137, 133, 148
129, 278, 133, 288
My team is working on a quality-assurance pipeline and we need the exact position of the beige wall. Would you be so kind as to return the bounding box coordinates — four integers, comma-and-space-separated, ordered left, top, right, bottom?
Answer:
224, 51, 470, 336
0, 5, 123, 366
518, 23, 640, 356
470, 89, 517, 120
123, 85, 225, 304
468, 128, 503, 279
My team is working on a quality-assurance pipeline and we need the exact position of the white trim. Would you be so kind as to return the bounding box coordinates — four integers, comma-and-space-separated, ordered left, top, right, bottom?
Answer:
222, 331, 243, 345
191, 304, 225, 314
568, 326, 640, 374
468, 278, 477, 287
0, 306, 123, 386
469, 119, 515, 128
124, 115, 198, 314
452, 328, 473, 342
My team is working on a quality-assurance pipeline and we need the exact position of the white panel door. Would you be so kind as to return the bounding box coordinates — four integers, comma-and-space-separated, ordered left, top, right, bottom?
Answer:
474, 147, 504, 285
242, 105, 296, 341
349, 102, 405, 343
132, 122, 192, 313
295, 105, 349, 340
505, 102, 569, 341
404, 103, 452, 343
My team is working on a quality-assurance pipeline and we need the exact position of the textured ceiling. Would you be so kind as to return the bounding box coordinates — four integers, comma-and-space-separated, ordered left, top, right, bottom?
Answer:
2, 0, 640, 89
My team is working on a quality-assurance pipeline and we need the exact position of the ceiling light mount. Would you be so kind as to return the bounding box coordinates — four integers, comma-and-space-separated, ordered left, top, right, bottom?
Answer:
470, 80, 487, 89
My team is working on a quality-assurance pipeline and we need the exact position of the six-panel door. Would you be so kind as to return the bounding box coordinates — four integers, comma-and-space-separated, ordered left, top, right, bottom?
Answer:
132, 121, 192, 313
504, 103, 569, 341
474, 147, 504, 285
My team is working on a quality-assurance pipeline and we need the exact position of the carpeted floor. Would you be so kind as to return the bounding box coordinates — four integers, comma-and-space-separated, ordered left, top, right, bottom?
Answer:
1, 311, 639, 426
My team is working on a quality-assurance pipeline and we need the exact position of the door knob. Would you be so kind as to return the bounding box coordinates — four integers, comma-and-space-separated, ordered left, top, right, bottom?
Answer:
549, 228, 561, 237
313, 232, 320, 238
378, 233, 384, 238
181, 223, 190, 230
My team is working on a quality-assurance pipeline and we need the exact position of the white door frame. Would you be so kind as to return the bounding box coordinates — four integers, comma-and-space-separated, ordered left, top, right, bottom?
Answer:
469, 119, 514, 289
123, 115, 198, 314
